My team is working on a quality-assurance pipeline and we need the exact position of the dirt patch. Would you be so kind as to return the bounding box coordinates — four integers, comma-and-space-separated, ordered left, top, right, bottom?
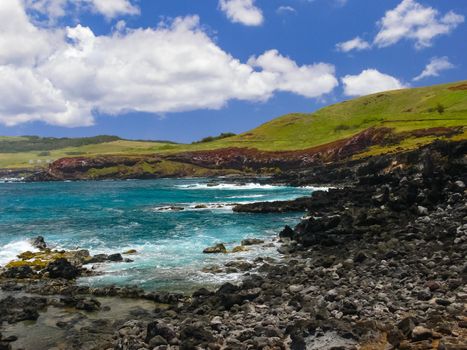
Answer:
448, 83, 467, 91
408, 126, 463, 138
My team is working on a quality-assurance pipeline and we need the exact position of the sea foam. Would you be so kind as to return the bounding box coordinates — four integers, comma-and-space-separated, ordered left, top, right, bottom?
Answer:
176, 183, 288, 190
0, 240, 38, 266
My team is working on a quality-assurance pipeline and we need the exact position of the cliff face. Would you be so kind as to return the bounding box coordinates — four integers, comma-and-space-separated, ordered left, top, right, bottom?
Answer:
26, 126, 463, 181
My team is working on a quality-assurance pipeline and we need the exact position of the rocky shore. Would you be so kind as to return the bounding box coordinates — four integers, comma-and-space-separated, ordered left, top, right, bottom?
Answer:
0, 140, 466, 350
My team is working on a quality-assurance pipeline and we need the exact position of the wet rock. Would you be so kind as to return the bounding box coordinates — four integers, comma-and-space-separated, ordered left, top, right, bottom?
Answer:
31, 236, 47, 250
202, 265, 223, 274
435, 298, 451, 306
231, 246, 249, 253
146, 321, 177, 343
225, 260, 253, 271
2, 265, 34, 279
241, 238, 265, 246
75, 298, 101, 312
279, 225, 295, 240
86, 254, 109, 263
0, 296, 47, 324
203, 243, 227, 254
46, 258, 80, 279
398, 317, 419, 337
179, 324, 215, 349
411, 326, 437, 341
123, 249, 137, 255
148, 335, 168, 347
108, 253, 123, 262
0, 342, 11, 350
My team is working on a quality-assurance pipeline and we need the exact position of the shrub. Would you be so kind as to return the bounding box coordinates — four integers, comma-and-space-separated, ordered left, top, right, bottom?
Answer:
193, 132, 236, 144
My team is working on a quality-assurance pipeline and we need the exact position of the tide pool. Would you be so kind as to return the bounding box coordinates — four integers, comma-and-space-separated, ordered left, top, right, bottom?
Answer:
0, 179, 321, 291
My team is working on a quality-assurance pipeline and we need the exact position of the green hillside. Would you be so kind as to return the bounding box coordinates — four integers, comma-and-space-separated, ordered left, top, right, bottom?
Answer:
186, 80, 467, 151
0, 80, 466, 169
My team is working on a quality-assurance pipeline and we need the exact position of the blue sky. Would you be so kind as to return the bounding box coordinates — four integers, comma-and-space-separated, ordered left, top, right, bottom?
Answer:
0, 0, 465, 142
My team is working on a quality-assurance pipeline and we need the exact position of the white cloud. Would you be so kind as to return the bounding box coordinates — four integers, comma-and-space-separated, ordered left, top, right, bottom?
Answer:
342, 69, 406, 96
336, 37, 370, 52
0, 65, 92, 127
25, 0, 67, 20
413, 57, 454, 81
374, 0, 464, 49
0, 1, 62, 65
86, 0, 139, 19
276, 6, 296, 15
248, 50, 338, 98
25, 0, 139, 20
0, 1, 338, 127
219, 0, 264, 26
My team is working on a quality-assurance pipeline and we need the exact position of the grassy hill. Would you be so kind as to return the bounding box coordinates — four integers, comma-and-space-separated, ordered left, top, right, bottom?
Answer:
184, 80, 467, 151
1, 80, 466, 169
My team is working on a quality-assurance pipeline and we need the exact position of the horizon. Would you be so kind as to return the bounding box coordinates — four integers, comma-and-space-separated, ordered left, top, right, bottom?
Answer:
0, 0, 466, 142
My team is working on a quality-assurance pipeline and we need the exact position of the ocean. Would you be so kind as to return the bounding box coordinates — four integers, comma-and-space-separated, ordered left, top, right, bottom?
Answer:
0, 178, 323, 292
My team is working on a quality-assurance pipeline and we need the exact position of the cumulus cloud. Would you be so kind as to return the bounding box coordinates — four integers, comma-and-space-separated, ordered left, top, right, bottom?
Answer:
0, 1, 338, 127
342, 69, 406, 97
248, 50, 338, 98
336, 37, 370, 52
86, 0, 139, 19
374, 0, 464, 49
337, 0, 464, 52
25, 0, 139, 21
219, 0, 264, 26
413, 57, 455, 81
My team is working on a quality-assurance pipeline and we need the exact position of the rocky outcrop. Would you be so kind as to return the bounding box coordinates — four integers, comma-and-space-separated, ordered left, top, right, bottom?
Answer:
203, 244, 227, 254
22, 126, 464, 182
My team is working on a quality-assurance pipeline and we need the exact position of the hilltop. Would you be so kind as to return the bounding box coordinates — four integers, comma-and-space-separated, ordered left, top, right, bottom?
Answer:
1, 80, 466, 179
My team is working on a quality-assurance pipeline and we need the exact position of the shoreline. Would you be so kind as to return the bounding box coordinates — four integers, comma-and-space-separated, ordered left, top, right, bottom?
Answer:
0, 140, 466, 350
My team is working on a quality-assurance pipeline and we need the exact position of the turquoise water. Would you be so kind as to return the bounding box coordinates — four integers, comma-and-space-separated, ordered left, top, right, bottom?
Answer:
0, 179, 319, 291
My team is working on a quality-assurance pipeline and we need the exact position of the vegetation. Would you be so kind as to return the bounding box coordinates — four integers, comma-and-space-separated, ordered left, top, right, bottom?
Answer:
0, 80, 466, 169
192, 132, 236, 144
0, 135, 122, 153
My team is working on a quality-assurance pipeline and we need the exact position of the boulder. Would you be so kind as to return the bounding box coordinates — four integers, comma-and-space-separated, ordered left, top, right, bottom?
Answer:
179, 324, 215, 349
30, 236, 47, 250
46, 258, 80, 280
231, 246, 249, 253
279, 225, 295, 239
146, 321, 177, 343
241, 238, 264, 246
75, 298, 101, 312
411, 326, 436, 341
203, 244, 227, 254
86, 254, 108, 264
107, 253, 123, 262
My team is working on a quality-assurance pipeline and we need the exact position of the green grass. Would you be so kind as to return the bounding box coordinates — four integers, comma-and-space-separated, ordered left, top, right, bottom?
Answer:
1, 80, 466, 169
184, 80, 467, 151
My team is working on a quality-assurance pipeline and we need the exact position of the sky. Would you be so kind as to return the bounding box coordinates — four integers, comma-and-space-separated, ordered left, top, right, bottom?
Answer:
0, 0, 465, 143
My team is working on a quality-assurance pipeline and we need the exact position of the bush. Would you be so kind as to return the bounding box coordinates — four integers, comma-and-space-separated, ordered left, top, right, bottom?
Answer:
436, 103, 445, 114
428, 103, 445, 114
193, 132, 236, 144
334, 124, 351, 132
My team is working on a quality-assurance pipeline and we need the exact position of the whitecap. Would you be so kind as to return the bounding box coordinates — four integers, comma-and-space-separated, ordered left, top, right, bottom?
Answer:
0, 239, 38, 266
225, 194, 265, 199
176, 183, 288, 190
